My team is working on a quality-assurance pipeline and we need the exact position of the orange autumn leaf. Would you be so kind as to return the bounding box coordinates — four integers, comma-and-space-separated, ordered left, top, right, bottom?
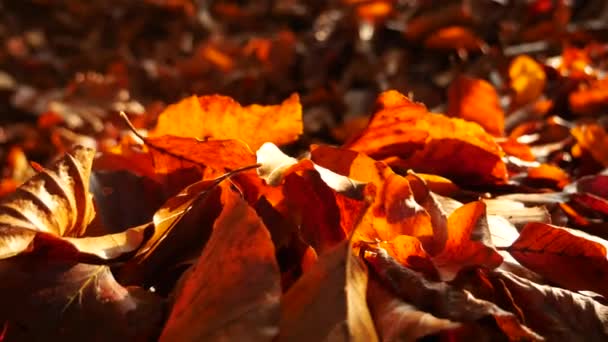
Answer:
527, 163, 570, 188
499, 139, 535, 161
345, 90, 508, 185
353, 164, 435, 251
447, 76, 504, 136
424, 26, 484, 52
509, 55, 546, 106
569, 78, 608, 115
431, 201, 503, 281
151, 93, 302, 150
507, 222, 608, 297
144, 136, 256, 175
571, 123, 608, 167
376, 235, 436, 275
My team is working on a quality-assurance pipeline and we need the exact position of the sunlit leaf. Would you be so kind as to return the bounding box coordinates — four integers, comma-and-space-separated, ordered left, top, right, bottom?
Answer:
447, 76, 504, 136
151, 94, 303, 150
509, 55, 546, 106
508, 222, 608, 297
345, 90, 508, 185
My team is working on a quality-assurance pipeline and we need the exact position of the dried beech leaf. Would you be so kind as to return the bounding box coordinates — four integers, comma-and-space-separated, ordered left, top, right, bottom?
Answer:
569, 78, 608, 115
160, 189, 280, 341
509, 55, 547, 106
508, 222, 608, 297
366, 277, 460, 341
0, 256, 163, 341
144, 136, 256, 175
353, 164, 435, 250
424, 26, 484, 52
283, 167, 367, 254
345, 90, 508, 185
279, 239, 378, 342
0, 146, 145, 261
431, 201, 503, 281
364, 247, 542, 340
133, 166, 256, 263
571, 124, 608, 167
496, 270, 608, 340
447, 76, 504, 136
565, 173, 608, 199
151, 93, 302, 150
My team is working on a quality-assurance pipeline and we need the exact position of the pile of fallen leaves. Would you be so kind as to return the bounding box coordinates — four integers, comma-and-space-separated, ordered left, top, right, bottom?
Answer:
2, 1, 608, 341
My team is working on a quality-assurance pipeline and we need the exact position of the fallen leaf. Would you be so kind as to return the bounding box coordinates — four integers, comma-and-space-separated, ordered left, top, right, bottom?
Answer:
569, 78, 608, 115
483, 198, 551, 228
424, 26, 484, 52
526, 163, 570, 189
431, 201, 503, 281
0, 146, 146, 261
509, 55, 547, 106
363, 246, 542, 340
345, 90, 508, 185
144, 136, 256, 175
570, 192, 608, 217
160, 188, 281, 341
256, 142, 298, 186
151, 93, 303, 150
571, 123, 608, 167
0, 255, 163, 341
496, 270, 608, 340
279, 239, 378, 342
507, 222, 608, 297
447, 76, 504, 136
366, 276, 460, 341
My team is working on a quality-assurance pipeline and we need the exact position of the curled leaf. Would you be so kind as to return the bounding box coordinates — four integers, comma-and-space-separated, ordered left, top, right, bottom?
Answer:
345, 90, 508, 185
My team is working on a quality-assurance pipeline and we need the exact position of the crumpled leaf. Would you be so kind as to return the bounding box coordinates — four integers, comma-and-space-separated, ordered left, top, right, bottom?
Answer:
447, 75, 504, 136
496, 270, 608, 340
0, 255, 163, 341
160, 188, 281, 341
279, 239, 378, 342
431, 201, 503, 281
256, 142, 298, 186
151, 93, 303, 150
366, 276, 460, 341
363, 246, 542, 340
507, 222, 608, 297
345, 90, 508, 185
0, 146, 146, 261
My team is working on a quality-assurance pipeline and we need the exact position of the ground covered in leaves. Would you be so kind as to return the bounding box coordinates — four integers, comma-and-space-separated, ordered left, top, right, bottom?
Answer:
1, 1, 608, 341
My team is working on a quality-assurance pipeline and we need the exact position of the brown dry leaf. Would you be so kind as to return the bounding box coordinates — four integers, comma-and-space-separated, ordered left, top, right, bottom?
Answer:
366, 277, 460, 341
447, 76, 505, 136
431, 201, 503, 281
376, 235, 436, 275
132, 165, 258, 265
160, 188, 281, 341
495, 270, 608, 340
509, 55, 547, 106
507, 222, 608, 297
150, 93, 302, 150
345, 90, 508, 185
364, 246, 542, 340
0, 146, 146, 261
0, 255, 163, 341
571, 123, 608, 167
279, 239, 378, 342
569, 78, 608, 115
